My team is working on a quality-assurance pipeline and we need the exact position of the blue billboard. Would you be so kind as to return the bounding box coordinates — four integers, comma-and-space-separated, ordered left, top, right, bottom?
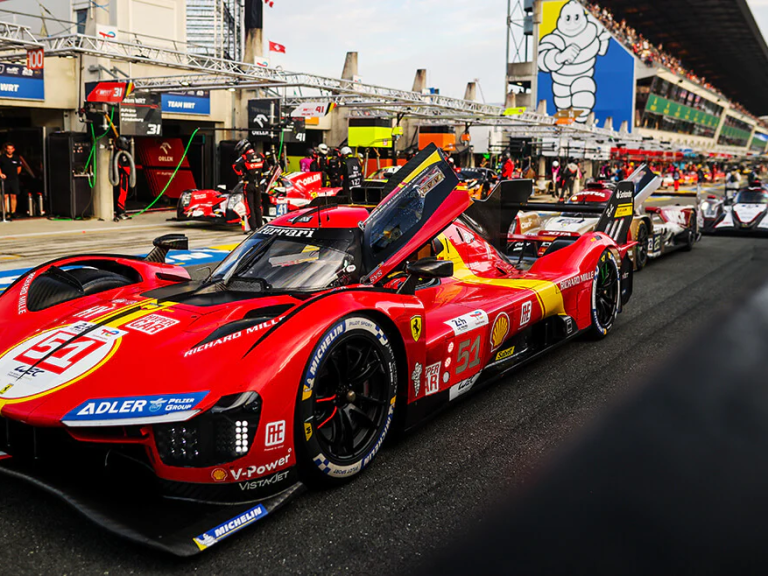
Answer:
0, 62, 44, 101
537, 0, 634, 131
162, 91, 211, 115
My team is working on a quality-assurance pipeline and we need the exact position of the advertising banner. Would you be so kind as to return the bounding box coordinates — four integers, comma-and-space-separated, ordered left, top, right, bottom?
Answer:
0, 62, 44, 101
162, 91, 211, 115
644, 94, 720, 129
120, 92, 162, 136
248, 98, 281, 141
750, 132, 768, 153
135, 138, 196, 200
291, 101, 336, 119
85, 81, 132, 104
536, 0, 634, 130
281, 118, 306, 144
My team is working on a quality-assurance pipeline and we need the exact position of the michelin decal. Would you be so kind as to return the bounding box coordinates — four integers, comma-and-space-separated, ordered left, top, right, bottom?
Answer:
538, 0, 609, 122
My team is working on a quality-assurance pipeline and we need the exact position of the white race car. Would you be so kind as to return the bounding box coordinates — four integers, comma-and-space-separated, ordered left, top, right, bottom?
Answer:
706, 185, 768, 233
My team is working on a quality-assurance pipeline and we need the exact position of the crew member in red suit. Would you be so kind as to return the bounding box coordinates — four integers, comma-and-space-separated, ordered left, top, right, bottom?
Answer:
501, 154, 515, 179
114, 136, 132, 221
233, 139, 267, 232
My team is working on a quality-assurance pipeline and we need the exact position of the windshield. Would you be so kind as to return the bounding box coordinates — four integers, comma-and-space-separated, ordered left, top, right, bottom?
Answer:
735, 191, 768, 204
212, 226, 362, 291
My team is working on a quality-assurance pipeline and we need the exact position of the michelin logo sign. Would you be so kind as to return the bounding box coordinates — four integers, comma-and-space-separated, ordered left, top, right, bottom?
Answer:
63, 391, 208, 425
193, 504, 268, 550
536, 0, 634, 130
0, 63, 44, 101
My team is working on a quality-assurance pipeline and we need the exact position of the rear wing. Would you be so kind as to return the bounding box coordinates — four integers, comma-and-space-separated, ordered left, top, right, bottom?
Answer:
500, 180, 636, 246
462, 179, 534, 252
350, 182, 388, 206
647, 190, 700, 208
594, 181, 635, 245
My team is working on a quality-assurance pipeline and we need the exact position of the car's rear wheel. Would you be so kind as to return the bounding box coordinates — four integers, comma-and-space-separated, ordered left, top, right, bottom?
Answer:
682, 216, 697, 251
590, 250, 620, 339
634, 222, 649, 270
295, 316, 397, 486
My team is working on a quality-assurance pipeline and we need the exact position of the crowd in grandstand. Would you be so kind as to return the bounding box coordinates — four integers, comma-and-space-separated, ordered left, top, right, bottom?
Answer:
586, 3, 757, 120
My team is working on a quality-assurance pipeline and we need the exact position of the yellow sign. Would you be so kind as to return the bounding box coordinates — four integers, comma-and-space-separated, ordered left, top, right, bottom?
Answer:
503, 106, 527, 116
491, 313, 510, 350
615, 203, 633, 218
495, 346, 515, 362
304, 422, 313, 441
410, 315, 423, 342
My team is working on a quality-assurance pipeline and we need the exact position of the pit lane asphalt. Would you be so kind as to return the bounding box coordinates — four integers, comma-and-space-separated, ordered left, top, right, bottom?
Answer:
3, 234, 768, 575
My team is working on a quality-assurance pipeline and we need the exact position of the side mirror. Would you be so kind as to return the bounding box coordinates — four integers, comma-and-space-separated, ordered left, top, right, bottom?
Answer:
397, 257, 453, 295
145, 234, 189, 263
406, 257, 453, 279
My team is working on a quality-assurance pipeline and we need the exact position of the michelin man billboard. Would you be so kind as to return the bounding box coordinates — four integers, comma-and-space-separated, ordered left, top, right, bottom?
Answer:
537, 0, 634, 130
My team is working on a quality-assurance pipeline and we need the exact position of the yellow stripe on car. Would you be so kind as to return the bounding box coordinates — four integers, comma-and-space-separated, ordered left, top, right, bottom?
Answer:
438, 236, 565, 317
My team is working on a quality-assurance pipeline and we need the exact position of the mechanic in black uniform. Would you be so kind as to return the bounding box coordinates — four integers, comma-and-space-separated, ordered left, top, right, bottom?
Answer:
315, 143, 331, 185
233, 139, 267, 232
0, 142, 22, 218
326, 148, 344, 187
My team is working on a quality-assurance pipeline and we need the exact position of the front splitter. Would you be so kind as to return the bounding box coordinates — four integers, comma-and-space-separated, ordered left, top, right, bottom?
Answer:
0, 455, 305, 556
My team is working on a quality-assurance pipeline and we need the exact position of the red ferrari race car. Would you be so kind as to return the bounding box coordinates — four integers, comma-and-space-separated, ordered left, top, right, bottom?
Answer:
0, 144, 635, 555
177, 170, 342, 226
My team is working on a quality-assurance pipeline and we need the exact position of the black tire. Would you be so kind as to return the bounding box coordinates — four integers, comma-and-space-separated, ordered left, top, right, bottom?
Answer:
683, 215, 697, 251
589, 250, 620, 339
634, 222, 649, 270
295, 316, 397, 486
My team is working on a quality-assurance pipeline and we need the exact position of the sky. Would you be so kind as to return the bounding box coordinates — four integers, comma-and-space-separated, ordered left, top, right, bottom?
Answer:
263, 0, 510, 103
263, 0, 768, 104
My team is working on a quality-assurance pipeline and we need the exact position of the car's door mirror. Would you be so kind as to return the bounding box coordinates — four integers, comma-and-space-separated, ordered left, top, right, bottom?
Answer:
146, 234, 189, 263
406, 257, 453, 278
397, 257, 453, 295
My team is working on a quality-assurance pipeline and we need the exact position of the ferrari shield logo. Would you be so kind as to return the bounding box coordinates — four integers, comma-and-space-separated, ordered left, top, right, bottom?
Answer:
410, 316, 423, 342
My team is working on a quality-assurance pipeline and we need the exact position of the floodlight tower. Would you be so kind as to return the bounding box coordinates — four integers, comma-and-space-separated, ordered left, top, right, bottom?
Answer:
505, 0, 537, 108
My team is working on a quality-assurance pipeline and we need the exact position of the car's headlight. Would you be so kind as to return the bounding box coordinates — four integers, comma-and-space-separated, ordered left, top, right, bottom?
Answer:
154, 391, 261, 467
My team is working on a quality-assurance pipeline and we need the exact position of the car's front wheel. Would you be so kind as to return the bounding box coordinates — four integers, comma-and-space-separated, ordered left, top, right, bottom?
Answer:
295, 316, 397, 485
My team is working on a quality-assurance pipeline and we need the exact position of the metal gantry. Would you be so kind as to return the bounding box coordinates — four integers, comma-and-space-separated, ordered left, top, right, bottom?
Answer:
0, 24, 645, 143
0, 21, 42, 51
